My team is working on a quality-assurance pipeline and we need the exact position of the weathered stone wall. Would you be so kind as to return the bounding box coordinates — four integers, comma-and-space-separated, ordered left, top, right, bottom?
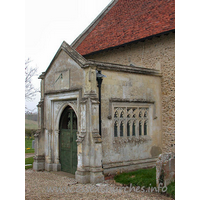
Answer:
43, 49, 85, 152
44, 50, 84, 93
85, 32, 175, 153
38, 46, 105, 182
99, 69, 162, 174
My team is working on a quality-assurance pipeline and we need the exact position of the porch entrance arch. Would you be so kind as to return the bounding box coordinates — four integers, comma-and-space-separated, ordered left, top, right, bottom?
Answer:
59, 105, 77, 174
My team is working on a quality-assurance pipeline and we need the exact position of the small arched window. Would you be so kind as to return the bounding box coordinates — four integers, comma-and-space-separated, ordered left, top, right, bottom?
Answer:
132, 122, 135, 136
139, 121, 142, 136
120, 122, 123, 137
127, 121, 130, 136
114, 121, 118, 137
144, 121, 148, 135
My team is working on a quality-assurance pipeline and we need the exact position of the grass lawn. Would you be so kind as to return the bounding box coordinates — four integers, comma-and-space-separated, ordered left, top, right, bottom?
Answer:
114, 167, 175, 199
25, 119, 38, 129
25, 149, 35, 153
25, 118, 37, 153
25, 139, 35, 153
166, 181, 175, 199
114, 167, 156, 188
25, 157, 34, 169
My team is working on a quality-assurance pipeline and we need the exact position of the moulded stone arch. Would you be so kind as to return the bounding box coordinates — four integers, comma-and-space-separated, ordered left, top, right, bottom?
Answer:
55, 101, 78, 132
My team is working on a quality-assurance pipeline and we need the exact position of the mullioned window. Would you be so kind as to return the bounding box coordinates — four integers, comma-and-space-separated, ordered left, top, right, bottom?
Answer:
114, 107, 148, 137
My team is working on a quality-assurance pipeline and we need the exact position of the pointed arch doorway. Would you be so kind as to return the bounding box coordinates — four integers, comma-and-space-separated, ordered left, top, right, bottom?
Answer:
59, 106, 77, 174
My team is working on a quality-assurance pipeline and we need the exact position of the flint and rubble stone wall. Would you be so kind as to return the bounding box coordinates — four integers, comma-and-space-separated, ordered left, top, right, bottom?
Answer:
85, 32, 175, 153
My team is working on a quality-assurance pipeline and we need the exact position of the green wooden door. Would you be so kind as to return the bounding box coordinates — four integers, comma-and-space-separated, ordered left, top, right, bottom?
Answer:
59, 107, 77, 174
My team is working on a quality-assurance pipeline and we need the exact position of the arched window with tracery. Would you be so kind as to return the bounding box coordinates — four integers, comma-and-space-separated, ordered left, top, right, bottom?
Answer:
113, 106, 149, 137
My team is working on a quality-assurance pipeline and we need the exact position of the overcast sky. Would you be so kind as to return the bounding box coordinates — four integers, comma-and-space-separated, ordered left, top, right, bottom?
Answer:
25, 0, 111, 111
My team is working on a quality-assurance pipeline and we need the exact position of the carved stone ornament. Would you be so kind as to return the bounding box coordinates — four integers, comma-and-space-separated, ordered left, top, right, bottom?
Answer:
107, 115, 112, 119
113, 136, 151, 146
92, 132, 102, 143
33, 155, 45, 161
34, 129, 41, 138
54, 100, 78, 122
113, 135, 151, 153
76, 132, 86, 144
68, 100, 77, 112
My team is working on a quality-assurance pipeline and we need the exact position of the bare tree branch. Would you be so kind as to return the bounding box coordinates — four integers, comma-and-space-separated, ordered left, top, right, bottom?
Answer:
25, 58, 39, 111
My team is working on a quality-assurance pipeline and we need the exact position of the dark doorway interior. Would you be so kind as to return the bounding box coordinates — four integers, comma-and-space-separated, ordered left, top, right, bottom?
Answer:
59, 106, 77, 174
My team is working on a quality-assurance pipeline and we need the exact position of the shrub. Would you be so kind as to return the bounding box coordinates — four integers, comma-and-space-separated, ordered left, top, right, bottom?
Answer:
25, 129, 36, 139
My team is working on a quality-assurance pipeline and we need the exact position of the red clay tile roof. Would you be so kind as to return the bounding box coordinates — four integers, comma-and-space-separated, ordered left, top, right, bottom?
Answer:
75, 0, 175, 56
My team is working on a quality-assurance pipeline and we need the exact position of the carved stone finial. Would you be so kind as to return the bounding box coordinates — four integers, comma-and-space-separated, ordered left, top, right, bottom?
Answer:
34, 129, 41, 138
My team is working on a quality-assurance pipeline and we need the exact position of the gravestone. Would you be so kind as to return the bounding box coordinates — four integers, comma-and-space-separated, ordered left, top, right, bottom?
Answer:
32, 140, 35, 149
156, 152, 175, 187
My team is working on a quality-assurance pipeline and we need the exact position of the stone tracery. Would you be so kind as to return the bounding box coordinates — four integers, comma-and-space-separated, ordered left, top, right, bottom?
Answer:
113, 107, 149, 138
